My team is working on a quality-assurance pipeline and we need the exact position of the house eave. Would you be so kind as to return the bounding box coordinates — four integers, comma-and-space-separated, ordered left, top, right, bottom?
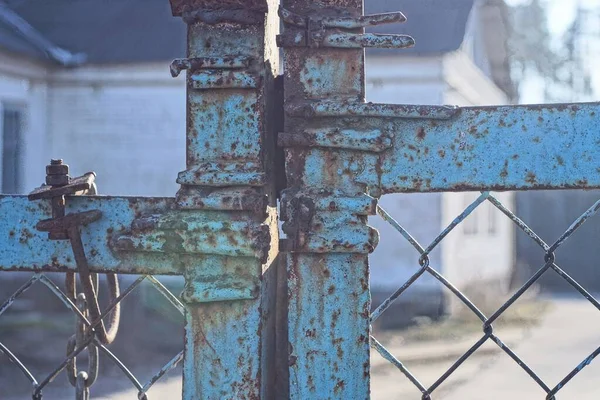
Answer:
0, 2, 86, 67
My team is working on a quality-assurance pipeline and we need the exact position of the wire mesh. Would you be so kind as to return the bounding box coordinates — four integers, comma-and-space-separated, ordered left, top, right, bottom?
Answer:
371, 192, 600, 400
0, 273, 184, 399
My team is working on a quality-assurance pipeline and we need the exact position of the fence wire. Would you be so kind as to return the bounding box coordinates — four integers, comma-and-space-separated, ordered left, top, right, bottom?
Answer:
0, 273, 184, 399
371, 192, 600, 400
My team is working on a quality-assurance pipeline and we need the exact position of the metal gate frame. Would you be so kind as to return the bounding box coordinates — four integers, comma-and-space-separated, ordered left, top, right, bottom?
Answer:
2, 0, 600, 399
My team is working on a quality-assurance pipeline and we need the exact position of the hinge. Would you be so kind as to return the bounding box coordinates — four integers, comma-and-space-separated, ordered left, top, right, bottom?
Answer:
276, 6, 414, 49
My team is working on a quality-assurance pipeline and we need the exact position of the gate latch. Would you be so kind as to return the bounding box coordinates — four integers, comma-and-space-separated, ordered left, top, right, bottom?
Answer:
28, 160, 120, 345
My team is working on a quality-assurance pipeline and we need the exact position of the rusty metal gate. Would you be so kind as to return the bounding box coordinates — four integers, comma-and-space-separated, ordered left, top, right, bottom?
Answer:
1, 0, 600, 399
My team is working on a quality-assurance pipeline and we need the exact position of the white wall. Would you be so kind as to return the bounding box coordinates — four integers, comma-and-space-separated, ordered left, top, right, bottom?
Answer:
366, 55, 446, 293
441, 51, 515, 306
366, 51, 515, 310
47, 63, 186, 197
0, 55, 186, 197
0, 50, 50, 193
441, 191, 515, 293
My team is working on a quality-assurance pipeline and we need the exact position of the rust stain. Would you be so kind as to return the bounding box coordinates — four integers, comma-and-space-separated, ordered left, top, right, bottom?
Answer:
525, 171, 537, 184
500, 160, 509, 179
19, 228, 33, 244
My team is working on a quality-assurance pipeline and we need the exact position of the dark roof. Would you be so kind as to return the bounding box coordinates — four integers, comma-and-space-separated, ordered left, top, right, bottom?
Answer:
366, 0, 476, 55
0, 0, 475, 64
0, 14, 39, 60
0, 0, 186, 65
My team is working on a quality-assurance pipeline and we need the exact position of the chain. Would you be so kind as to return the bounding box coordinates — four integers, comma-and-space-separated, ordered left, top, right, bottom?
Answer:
66, 280, 99, 399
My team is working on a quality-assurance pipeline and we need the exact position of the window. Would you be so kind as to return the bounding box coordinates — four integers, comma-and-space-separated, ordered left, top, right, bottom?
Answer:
487, 201, 498, 235
2, 105, 24, 194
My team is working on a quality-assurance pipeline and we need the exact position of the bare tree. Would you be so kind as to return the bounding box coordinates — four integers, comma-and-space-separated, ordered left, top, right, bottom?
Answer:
508, 0, 595, 102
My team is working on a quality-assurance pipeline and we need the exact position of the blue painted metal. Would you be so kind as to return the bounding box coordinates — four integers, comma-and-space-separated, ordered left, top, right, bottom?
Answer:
168, 1, 281, 399
279, 7, 407, 29
190, 70, 260, 90
3, 1, 600, 399
378, 102, 600, 193
277, 6, 414, 49
278, 0, 382, 398
284, 101, 600, 196
276, 1, 600, 399
1, 1, 280, 399
170, 56, 253, 77
0, 195, 172, 274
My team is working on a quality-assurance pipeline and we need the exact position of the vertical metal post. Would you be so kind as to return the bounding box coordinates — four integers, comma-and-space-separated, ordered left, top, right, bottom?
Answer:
168, 1, 280, 398
278, 1, 378, 398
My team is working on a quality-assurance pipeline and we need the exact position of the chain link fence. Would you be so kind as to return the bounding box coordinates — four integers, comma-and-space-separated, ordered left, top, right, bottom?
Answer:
0, 273, 184, 399
370, 191, 600, 400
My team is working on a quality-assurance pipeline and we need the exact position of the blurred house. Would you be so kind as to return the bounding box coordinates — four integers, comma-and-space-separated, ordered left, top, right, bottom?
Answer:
0, 0, 186, 197
366, 0, 518, 327
0, 0, 187, 314
1, 0, 517, 323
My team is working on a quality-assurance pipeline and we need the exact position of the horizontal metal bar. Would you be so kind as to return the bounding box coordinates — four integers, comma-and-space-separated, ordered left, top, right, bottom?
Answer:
322, 32, 414, 49
278, 7, 407, 29
170, 0, 268, 16
175, 187, 268, 213
0, 195, 175, 274
285, 101, 459, 119
278, 128, 393, 152
190, 70, 259, 90
321, 12, 407, 29
277, 31, 415, 49
170, 56, 252, 77
114, 213, 269, 259
379, 102, 600, 193
0, 195, 267, 277
177, 162, 265, 187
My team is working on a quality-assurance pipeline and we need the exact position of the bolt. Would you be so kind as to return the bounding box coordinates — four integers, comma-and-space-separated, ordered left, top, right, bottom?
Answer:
46, 159, 69, 182
46, 158, 69, 240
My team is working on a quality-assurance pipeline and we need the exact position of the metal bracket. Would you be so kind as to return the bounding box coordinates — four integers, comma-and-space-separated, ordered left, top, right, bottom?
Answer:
170, 55, 260, 90
276, 6, 414, 49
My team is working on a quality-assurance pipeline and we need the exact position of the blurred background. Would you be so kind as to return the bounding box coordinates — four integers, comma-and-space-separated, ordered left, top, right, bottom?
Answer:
1, 0, 600, 398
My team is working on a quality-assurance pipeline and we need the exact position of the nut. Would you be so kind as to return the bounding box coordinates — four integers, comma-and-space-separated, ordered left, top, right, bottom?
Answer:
46, 164, 69, 175
46, 174, 70, 186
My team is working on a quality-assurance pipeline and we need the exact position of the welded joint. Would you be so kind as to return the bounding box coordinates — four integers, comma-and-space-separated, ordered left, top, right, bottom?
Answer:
279, 190, 379, 253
